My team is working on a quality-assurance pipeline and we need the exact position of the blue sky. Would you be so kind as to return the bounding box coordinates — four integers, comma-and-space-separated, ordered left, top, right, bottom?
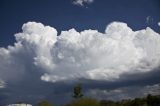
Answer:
0, 0, 160, 105
0, 0, 160, 47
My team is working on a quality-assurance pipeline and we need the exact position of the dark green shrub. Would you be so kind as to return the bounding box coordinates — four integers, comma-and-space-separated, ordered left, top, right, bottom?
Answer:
37, 100, 53, 106
68, 98, 100, 106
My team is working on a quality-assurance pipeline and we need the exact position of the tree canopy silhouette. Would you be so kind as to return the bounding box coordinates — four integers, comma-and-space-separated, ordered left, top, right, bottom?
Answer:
73, 83, 83, 99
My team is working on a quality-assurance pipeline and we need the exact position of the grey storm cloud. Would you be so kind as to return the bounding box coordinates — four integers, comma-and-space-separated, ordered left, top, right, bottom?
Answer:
0, 21, 160, 105
85, 83, 160, 101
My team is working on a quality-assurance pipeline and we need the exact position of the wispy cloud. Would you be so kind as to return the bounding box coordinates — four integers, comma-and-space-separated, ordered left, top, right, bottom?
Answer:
0, 79, 6, 88
158, 22, 160, 26
146, 16, 153, 24
72, 0, 94, 6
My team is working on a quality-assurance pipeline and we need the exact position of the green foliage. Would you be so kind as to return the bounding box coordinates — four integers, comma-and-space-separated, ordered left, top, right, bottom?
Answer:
100, 100, 117, 106
99, 94, 160, 106
147, 94, 160, 106
37, 100, 53, 106
68, 98, 100, 106
73, 84, 83, 99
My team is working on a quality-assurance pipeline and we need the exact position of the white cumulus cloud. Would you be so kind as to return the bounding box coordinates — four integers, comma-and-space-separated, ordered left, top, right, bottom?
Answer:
73, 0, 94, 6
0, 21, 160, 84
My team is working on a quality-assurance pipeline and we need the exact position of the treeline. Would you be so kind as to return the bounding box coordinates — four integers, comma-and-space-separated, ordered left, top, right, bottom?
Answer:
11, 84, 160, 106
37, 84, 160, 106
37, 94, 160, 106
99, 94, 160, 106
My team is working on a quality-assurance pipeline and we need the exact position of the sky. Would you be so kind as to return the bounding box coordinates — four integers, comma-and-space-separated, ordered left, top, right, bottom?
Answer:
0, 0, 160, 105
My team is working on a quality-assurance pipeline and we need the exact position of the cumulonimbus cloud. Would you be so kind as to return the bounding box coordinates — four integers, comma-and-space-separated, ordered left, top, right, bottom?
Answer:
0, 21, 160, 84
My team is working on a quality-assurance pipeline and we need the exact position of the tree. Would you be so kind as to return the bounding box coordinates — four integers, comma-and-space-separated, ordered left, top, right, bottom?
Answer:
133, 98, 143, 106
37, 100, 53, 106
73, 83, 83, 99
147, 94, 152, 106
